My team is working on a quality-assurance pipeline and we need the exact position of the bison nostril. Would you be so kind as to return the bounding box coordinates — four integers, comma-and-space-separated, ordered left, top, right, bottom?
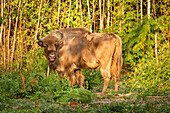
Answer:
49, 54, 55, 58
49, 53, 56, 61
50, 54, 55, 57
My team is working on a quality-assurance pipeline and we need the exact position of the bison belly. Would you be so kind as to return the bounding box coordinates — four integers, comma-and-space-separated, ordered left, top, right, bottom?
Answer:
79, 53, 100, 69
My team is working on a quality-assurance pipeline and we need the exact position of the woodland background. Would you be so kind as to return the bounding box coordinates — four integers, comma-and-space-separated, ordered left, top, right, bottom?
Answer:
0, 0, 169, 112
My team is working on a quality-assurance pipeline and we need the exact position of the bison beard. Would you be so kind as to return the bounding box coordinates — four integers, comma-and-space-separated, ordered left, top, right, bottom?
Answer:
37, 28, 123, 95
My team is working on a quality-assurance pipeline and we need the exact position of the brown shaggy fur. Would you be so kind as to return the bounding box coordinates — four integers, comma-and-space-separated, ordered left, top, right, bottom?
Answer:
37, 28, 123, 94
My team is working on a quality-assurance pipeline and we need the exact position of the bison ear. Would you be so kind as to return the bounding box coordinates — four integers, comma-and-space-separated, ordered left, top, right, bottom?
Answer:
54, 31, 63, 40
59, 41, 63, 48
37, 41, 44, 47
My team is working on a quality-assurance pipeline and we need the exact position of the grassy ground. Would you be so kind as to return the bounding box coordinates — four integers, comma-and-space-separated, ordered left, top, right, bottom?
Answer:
0, 63, 169, 112
0, 73, 169, 113
1, 93, 169, 112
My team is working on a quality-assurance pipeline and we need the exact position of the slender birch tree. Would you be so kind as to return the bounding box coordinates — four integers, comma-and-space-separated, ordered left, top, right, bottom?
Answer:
29, 0, 43, 72
147, 0, 150, 19
67, 0, 71, 28
0, 0, 3, 46
137, 0, 139, 23
102, 0, 105, 31
7, 3, 11, 70
141, 0, 143, 23
0, 0, 4, 69
92, 0, 96, 32
11, 0, 21, 72
119, 0, 124, 31
107, 0, 110, 29
155, 33, 158, 65
57, 0, 61, 25
148, 0, 150, 39
99, 0, 103, 31
79, 0, 83, 26
3, 0, 6, 70
112, 0, 115, 33
87, 0, 92, 32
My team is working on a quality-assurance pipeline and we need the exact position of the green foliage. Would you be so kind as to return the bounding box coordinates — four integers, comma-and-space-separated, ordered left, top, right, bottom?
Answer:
57, 88, 97, 103
0, 72, 22, 100
130, 49, 169, 97
83, 69, 103, 90
123, 17, 153, 64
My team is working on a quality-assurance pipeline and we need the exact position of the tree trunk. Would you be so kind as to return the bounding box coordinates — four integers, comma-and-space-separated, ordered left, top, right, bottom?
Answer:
11, 0, 21, 72
140, 0, 143, 23
3, 0, 6, 71
19, 9, 25, 73
87, 0, 92, 32
79, 0, 83, 27
7, 3, 11, 71
57, 0, 61, 25
137, 0, 139, 23
107, 0, 110, 29
93, 0, 96, 33
155, 33, 158, 65
67, 0, 71, 28
0, 0, 3, 46
76, 0, 78, 25
99, 0, 102, 31
60, 1, 67, 28
112, 0, 115, 33
103, 0, 105, 31
76, 0, 78, 10
29, 0, 43, 71
119, 0, 124, 31
35, 0, 43, 41
3, 19, 6, 71
147, 0, 150, 19
147, 0, 150, 39
153, 0, 158, 65
0, 0, 4, 69
41, 0, 49, 29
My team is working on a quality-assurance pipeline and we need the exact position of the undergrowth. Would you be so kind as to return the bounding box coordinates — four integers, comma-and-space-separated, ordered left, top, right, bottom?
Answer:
0, 44, 169, 112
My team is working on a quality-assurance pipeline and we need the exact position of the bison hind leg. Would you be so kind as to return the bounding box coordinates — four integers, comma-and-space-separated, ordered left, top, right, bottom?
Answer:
110, 64, 120, 92
100, 68, 111, 95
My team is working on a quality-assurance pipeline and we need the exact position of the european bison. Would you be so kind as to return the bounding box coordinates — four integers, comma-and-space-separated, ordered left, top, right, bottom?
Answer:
37, 27, 123, 95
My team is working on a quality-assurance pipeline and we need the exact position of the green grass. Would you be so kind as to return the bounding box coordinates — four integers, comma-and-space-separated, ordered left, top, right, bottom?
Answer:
0, 71, 169, 112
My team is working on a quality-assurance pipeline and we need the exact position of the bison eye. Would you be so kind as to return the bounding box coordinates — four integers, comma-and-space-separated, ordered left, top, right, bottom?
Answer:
55, 43, 59, 48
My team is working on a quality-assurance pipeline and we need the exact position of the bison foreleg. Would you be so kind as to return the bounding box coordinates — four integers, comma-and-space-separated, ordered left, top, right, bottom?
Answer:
69, 74, 76, 87
75, 69, 84, 88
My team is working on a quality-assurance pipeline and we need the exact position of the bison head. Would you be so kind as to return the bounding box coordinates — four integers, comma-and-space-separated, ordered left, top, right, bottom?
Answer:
37, 31, 63, 63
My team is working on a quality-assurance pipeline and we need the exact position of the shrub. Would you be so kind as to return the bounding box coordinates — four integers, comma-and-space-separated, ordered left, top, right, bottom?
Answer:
130, 49, 169, 96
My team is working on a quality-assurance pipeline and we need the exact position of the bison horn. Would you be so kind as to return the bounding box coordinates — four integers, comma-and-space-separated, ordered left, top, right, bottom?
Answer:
37, 31, 42, 41
56, 31, 63, 39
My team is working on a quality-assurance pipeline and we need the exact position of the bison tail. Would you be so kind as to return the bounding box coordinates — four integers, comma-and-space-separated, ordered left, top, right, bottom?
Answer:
111, 34, 123, 80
